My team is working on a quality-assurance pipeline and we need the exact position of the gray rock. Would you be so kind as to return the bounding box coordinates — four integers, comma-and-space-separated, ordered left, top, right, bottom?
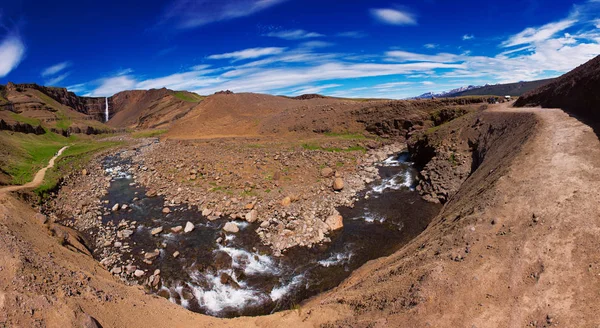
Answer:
223, 222, 240, 233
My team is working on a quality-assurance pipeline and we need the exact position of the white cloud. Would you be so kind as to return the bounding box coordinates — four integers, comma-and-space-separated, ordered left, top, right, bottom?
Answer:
462, 34, 474, 40
265, 29, 324, 40
336, 31, 367, 38
0, 34, 25, 78
370, 8, 417, 25
386, 50, 461, 63
208, 47, 286, 61
45, 72, 71, 86
424, 43, 438, 49
162, 0, 287, 28
290, 84, 341, 95
298, 41, 334, 49
501, 19, 576, 47
87, 75, 137, 97
41, 61, 71, 77
422, 81, 435, 85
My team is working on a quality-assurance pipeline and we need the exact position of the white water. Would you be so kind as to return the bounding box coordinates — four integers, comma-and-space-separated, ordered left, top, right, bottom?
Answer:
318, 251, 354, 268
105, 97, 109, 122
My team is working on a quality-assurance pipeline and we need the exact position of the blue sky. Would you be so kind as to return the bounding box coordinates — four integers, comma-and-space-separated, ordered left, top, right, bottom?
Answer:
1, 0, 599, 98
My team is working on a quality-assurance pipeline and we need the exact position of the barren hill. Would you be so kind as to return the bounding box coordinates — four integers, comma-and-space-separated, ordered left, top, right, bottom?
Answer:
452, 78, 555, 97
515, 55, 600, 121
166, 92, 495, 139
107, 89, 203, 129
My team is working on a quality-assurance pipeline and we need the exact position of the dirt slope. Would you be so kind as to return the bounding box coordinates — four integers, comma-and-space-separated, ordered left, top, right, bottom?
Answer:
515, 55, 600, 121
107, 89, 203, 129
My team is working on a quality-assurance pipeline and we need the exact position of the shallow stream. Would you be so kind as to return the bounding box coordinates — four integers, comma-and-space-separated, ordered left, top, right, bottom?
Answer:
98, 151, 440, 317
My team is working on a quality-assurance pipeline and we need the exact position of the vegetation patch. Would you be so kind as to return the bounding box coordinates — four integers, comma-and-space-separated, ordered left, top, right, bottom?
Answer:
35, 140, 124, 198
302, 143, 366, 153
132, 129, 168, 138
323, 131, 368, 140
173, 91, 205, 102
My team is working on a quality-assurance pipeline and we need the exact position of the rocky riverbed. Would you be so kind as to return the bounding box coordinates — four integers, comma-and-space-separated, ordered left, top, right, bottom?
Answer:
43, 137, 441, 317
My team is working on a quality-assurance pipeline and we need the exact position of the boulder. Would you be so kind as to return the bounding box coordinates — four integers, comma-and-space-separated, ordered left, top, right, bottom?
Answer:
184, 221, 195, 233
326, 213, 344, 231
332, 178, 344, 191
320, 167, 334, 177
134, 270, 145, 277
245, 209, 258, 223
214, 251, 233, 270
223, 222, 240, 233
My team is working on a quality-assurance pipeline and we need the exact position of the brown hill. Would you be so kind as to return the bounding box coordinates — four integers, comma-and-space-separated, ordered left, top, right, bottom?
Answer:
107, 89, 204, 129
167, 92, 498, 140
515, 55, 600, 121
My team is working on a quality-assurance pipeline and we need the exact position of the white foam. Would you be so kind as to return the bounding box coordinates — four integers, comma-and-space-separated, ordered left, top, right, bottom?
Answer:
270, 274, 305, 301
188, 269, 267, 314
372, 170, 413, 193
234, 221, 250, 229
218, 246, 280, 275
318, 252, 353, 267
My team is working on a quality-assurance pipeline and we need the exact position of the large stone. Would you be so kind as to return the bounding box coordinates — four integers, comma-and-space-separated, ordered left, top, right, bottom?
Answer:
281, 197, 291, 207
202, 208, 213, 216
223, 222, 240, 233
214, 251, 233, 270
320, 167, 334, 177
111, 203, 120, 212
245, 209, 258, 223
134, 270, 145, 277
332, 178, 344, 191
151, 227, 163, 236
171, 226, 183, 233
184, 221, 195, 233
326, 213, 344, 231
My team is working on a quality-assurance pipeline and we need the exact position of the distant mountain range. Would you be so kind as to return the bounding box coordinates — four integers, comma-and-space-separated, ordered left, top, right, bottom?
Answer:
414, 78, 557, 99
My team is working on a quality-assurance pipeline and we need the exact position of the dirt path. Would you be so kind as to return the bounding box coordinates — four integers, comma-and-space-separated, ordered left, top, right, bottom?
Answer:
0, 146, 68, 195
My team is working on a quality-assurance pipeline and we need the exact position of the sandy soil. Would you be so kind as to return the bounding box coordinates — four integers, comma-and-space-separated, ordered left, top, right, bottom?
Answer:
1, 105, 600, 327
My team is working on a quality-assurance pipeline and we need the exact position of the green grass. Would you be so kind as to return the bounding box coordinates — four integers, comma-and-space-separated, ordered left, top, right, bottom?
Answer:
173, 91, 205, 102
35, 140, 124, 197
132, 129, 168, 138
4, 132, 77, 185
302, 143, 366, 153
323, 132, 368, 140
35, 92, 59, 111
55, 111, 72, 130
9, 113, 42, 126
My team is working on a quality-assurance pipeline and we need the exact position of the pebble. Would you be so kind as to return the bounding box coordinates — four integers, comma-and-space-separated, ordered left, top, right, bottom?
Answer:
151, 227, 163, 235
111, 203, 120, 212
184, 221, 195, 233
134, 270, 145, 277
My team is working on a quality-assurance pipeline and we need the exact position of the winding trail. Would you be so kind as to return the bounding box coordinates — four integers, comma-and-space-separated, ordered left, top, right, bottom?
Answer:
0, 146, 69, 195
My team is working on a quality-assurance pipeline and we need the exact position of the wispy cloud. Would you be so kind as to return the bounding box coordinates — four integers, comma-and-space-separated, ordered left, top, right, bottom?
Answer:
208, 47, 286, 61
501, 19, 576, 47
41, 61, 71, 77
370, 8, 417, 25
45, 72, 71, 86
290, 84, 341, 95
462, 34, 474, 40
336, 31, 368, 38
265, 29, 324, 40
161, 0, 287, 29
424, 43, 438, 49
386, 50, 461, 63
0, 33, 25, 78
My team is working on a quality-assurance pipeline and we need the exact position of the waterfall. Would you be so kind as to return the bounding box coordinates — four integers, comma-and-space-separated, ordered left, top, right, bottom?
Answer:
105, 97, 109, 122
